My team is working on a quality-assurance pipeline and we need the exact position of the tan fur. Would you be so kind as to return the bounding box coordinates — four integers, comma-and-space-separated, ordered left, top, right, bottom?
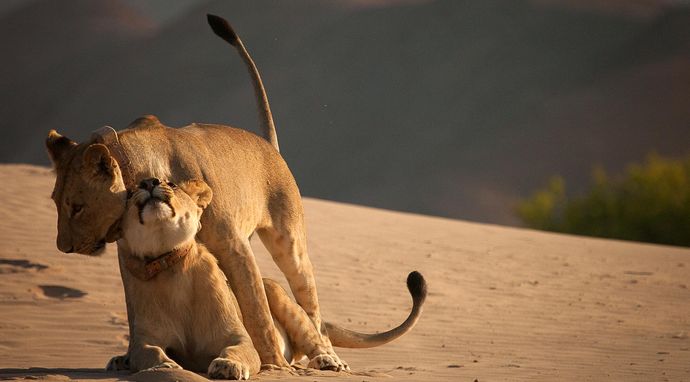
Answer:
263, 279, 346, 370
47, 121, 425, 371
45, 14, 342, 368
109, 178, 424, 377
109, 179, 260, 379
46, 118, 340, 369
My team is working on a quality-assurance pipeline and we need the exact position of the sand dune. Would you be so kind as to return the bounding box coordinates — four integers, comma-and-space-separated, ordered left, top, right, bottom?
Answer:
0, 164, 688, 381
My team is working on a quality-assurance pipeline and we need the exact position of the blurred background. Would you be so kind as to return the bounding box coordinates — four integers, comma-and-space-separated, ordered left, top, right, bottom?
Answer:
2, 0, 689, 244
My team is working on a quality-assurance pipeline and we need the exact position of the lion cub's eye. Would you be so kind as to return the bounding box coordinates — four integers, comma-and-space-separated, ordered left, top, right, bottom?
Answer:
167, 181, 177, 189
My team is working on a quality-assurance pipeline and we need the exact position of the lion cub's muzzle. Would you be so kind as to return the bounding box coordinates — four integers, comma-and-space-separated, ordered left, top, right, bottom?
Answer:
132, 178, 177, 224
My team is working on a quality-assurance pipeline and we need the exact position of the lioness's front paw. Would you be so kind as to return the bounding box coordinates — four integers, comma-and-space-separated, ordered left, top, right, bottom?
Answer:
143, 361, 182, 371
259, 363, 296, 374
105, 354, 130, 371
308, 353, 348, 371
208, 357, 251, 380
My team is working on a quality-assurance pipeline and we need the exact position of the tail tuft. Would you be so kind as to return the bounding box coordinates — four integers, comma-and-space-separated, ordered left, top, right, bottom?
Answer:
327, 271, 427, 348
207, 14, 239, 46
406, 271, 427, 302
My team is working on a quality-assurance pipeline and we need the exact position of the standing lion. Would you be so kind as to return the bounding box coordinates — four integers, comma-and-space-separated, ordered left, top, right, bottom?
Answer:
46, 14, 344, 370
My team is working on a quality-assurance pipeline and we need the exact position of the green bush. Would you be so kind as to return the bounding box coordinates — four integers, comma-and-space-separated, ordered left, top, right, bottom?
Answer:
517, 153, 690, 247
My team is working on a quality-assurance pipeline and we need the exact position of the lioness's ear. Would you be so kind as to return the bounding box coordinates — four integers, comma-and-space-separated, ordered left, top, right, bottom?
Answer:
83, 144, 117, 180
46, 130, 77, 166
179, 179, 213, 209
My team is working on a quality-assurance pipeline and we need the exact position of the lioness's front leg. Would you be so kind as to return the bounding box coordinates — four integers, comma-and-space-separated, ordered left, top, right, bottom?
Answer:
110, 247, 137, 370
208, 342, 260, 380
128, 341, 181, 371
208, 303, 261, 380
105, 353, 129, 371
215, 238, 289, 368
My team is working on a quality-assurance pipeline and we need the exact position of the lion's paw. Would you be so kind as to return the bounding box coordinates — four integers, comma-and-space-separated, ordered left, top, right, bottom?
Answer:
105, 354, 130, 371
208, 357, 251, 380
308, 353, 348, 371
328, 349, 350, 371
143, 361, 182, 371
259, 363, 296, 375
339, 357, 350, 371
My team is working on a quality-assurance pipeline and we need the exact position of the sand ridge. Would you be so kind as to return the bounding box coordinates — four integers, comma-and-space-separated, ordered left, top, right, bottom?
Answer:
0, 164, 688, 381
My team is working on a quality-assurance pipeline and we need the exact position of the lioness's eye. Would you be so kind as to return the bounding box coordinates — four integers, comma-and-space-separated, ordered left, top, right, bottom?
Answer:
72, 204, 84, 216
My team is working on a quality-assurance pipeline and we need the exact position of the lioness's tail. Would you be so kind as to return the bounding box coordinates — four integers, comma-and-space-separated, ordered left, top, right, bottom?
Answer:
325, 271, 427, 348
207, 14, 280, 152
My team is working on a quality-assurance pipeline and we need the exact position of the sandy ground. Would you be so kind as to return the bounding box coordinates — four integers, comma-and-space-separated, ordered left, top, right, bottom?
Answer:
0, 164, 688, 381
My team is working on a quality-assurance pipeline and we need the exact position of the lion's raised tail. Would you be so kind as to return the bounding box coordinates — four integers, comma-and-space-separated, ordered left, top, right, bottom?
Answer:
325, 271, 427, 349
207, 14, 280, 152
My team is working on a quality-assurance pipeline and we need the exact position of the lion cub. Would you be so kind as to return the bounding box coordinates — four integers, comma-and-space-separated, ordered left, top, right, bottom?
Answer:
114, 178, 260, 379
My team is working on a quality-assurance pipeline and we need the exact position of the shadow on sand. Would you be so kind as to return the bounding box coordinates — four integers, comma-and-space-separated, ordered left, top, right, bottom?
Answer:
0, 368, 125, 380
0, 367, 209, 381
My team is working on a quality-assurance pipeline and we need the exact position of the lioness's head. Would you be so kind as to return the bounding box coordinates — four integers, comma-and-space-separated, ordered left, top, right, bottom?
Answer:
46, 130, 127, 255
121, 178, 212, 257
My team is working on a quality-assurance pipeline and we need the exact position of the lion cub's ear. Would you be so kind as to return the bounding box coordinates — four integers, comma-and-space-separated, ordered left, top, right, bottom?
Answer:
83, 144, 118, 180
46, 130, 77, 166
179, 179, 213, 209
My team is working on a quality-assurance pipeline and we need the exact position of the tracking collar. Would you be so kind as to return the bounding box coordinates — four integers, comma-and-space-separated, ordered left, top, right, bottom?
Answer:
124, 244, 193, 281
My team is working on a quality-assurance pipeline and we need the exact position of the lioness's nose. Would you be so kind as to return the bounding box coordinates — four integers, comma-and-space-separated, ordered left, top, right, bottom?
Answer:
56, 236, 74, 253
139, 178, 160, 192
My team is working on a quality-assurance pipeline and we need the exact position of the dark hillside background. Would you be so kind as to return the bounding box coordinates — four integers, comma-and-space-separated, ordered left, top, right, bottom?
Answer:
2, 0, 689, 225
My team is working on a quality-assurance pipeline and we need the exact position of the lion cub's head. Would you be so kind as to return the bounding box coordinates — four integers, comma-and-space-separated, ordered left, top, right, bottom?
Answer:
120, 178, 212, 258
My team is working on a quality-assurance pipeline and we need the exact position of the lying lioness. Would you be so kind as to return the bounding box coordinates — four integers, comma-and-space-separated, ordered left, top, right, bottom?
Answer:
109, 177, 427, 379
113, 178, 259, 379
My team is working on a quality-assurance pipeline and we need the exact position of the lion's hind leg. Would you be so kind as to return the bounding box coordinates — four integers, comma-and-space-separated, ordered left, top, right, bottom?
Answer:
263, 278, 347, 371
257, 227, 347, 369
256, 227, 321, 328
